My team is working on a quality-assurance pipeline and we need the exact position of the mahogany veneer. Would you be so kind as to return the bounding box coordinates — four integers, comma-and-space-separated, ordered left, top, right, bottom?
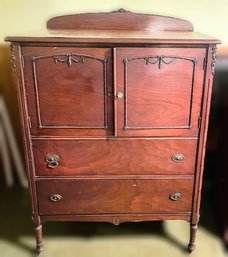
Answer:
37, 179, 194, 215
33, 139, 197, 176
6, 9, 220, 255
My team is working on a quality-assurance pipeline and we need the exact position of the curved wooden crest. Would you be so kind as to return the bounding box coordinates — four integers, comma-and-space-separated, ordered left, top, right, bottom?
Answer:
47, 8, 194, 32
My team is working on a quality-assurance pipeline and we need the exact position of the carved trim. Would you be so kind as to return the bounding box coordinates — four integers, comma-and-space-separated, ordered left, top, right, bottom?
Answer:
32, 53, 106, 65
124, 55, 197, 69
53, 54, 85, 67
112, 8, 129, 13
10, 44, 16, 72
31, 53, 108, 130
113, 217, 120, 226
211, 46, 217, 75
123, 55, 196, 130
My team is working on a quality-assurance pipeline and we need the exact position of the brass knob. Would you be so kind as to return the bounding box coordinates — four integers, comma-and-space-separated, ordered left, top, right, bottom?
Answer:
46, 154, 60, 169
49, 194, 62, 202
171, 154, 185, 163
116, 92, 124, 99
169, 192, 182, 201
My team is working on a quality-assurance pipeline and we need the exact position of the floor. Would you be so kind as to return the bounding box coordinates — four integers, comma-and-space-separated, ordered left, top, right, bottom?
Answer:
0, 185, 227, 257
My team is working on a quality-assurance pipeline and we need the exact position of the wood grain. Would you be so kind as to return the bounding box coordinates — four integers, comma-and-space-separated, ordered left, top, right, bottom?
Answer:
5, 10, 220, 254
33, 139, 197, 176
116, 47, 206, 137
5, 29, 221, 45
36, 178, 194, 215
22, 46, 114, 136
47, 9, 194, 31
41, 213, 191, 224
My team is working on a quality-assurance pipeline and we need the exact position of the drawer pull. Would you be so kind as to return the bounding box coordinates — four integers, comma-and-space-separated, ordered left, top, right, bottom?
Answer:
116, 92, 124, 99
46, 154, 60, 169
170, 192, 182, 201
49, 194, 62, 202
171, 154, 185, 163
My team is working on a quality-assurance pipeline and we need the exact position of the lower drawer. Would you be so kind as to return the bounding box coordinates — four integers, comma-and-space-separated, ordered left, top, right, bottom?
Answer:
36, 179, 194, 215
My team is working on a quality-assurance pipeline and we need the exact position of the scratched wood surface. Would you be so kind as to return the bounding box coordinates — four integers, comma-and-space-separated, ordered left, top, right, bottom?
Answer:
6, 9, 220, 255
33, 139, 197, 176
36, 178, 194, 215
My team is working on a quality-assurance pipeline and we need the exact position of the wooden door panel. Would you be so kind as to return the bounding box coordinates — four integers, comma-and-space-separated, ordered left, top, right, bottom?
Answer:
116, 47, 206, 137
37, 179, 193, 215
22, 47, 113, 136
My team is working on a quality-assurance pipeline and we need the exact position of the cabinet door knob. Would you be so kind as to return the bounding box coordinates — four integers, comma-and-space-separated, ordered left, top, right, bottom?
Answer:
171, 154, 185, 163
169, 192, 182, 201
46, 154, 60, 169
49, 194, 62, 202
116, 92, 124, 99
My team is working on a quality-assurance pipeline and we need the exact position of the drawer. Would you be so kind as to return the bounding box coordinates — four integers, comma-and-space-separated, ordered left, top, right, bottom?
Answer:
36, 179, 194, 215
33, 139, 198, 176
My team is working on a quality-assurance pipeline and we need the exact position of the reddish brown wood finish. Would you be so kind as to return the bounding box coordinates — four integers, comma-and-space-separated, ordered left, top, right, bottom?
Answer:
47, 9, 194, 32
5, 31, 220, 45
10, 44, 43, 254
36, 178, 194, 215
41, 213, 191, 224
33, 139, 197, 176
116, 47, 205, 137
6, 10, 220, 255
191, 46, 216, 224
23, 46, 114, 136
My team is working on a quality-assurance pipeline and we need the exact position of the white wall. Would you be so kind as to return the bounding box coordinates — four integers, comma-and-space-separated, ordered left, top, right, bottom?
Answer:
0, 0, 226, 46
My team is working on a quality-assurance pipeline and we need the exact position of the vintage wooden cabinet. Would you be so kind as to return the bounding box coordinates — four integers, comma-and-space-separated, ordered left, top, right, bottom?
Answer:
6, 9, 220, 255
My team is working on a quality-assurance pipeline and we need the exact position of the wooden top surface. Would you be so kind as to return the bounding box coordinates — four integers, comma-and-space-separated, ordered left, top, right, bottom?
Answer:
5, 29, 220, 44
5, 9, 220, 44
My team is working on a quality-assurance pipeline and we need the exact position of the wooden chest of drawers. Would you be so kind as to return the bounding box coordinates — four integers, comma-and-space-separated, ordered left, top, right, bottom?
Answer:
6, 9, 220, 255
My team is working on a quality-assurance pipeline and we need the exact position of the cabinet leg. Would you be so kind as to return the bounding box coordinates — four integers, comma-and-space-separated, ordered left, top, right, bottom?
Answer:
35, 224, 43, 255
188, 224, 198, 253
33, 216, 44, 256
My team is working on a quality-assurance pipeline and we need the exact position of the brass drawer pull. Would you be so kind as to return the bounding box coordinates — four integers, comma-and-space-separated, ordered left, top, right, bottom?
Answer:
171, 154, 185, 163
49, 194, 62, 202
46, 154, 60, 169
170, 192, 182, 201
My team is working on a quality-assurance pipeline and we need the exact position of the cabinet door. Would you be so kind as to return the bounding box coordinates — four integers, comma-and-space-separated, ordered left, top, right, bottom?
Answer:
23, 47, 113, 137
116, 47, 206, 137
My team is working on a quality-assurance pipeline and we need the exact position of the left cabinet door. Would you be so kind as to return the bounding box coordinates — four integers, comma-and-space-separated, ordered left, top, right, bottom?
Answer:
22, 47, 113, 137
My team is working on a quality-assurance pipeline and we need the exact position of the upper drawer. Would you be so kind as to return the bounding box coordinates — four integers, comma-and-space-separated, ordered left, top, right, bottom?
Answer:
33, 139, 197, 176
22, 47, 114, 137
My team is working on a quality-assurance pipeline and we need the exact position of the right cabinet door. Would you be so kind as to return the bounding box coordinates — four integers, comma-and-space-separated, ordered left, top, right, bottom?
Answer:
116, 47, 206, 137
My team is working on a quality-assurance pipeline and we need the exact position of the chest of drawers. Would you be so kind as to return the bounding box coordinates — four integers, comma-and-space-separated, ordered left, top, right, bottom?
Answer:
6, 9, 220, 255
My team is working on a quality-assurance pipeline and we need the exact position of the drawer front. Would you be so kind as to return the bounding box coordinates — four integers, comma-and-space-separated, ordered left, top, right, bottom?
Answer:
36, 179, 194, 215
33, 139, 197, 176
22, 46, 113, 137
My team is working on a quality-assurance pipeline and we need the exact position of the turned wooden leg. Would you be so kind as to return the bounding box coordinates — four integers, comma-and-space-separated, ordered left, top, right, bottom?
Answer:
188, 224, 198, 253
35, 224, 43, 255
32, 216, 44, 256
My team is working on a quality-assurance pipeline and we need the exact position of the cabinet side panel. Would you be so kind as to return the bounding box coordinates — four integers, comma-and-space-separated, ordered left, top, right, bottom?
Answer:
10, 44, 39, 222
191, 45, 216, 224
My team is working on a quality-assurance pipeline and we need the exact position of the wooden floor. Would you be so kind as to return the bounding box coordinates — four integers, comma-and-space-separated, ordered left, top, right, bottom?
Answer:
0, 186, 227, 257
